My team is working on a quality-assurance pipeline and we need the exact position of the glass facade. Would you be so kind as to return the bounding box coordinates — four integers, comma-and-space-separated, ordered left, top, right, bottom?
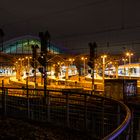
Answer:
2, 36, 62, 55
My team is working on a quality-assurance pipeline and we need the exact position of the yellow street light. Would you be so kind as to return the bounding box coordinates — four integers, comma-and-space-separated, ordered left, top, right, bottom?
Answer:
122, 58, 128, 62
81, 57, 87, 76
81, 57, 87, 84
17, 58, 24, 81
25, 56, 32, 74
69, 58, 75, 64
101, 55, 107, 92
101, 55, 107, 64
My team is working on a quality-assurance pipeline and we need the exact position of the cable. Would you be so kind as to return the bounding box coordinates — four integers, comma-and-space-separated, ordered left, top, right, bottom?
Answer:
1, 0, 111, 27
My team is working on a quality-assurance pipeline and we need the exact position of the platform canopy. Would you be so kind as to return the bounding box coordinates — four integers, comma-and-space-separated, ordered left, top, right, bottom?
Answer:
0, 52, 15, 66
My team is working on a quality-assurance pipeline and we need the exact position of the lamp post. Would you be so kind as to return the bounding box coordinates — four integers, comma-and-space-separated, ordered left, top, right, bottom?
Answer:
101, 55, 107, 91
81, 57, 87, 76
101, 55, 107, 81
26, 56, 32, 74
69, 58, 75, 65
18, 58, 24, 81
25, 56, 32, 91
69, 58, 75, 76
65, 58, 75, 80
126, 52, 133, 78
15, 61, 18, 80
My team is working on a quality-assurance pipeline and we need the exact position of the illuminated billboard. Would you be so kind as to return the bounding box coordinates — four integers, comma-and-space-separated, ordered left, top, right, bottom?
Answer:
104, 79, 137, 101
123, 80, 137, 96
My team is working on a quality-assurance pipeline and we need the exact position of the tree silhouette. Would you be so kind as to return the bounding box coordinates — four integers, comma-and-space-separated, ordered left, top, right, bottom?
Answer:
0, 28, 4, 52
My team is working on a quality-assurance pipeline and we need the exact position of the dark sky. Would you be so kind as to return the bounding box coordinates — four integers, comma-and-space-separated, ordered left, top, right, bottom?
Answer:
0, 0, 140, 55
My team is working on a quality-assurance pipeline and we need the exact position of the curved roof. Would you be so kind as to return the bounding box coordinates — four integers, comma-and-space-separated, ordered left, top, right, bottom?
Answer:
2, 35, 65, 55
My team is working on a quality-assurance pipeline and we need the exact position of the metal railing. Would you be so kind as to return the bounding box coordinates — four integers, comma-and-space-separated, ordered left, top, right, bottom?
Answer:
0, 86, 132, 139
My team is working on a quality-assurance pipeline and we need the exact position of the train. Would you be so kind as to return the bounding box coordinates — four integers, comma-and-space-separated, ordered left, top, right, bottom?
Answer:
105, 63, 140, 78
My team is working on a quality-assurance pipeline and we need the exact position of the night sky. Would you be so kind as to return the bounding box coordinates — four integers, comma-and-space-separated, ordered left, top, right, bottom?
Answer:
0, 0, 140, 55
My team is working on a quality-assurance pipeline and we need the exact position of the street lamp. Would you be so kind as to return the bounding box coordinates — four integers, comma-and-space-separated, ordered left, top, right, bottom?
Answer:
66, 58, 75, 80
18, 58, 24, 81
25, 56, 32, 74
69, 58, 75, 76
25, 56, 32, 89
69, 58, 75, 64
81, 57, 87, 76
15, 61, 19, 80
126, 52, 133, 78
101, 55, 107, 80
101, 55, 107, 91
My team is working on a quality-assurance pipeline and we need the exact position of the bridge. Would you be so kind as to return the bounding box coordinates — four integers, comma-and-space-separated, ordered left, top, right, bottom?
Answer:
0, 85, 132, 140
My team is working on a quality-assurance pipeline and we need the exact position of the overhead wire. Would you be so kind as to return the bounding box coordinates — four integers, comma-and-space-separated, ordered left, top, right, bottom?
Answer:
1, 0, 111, 27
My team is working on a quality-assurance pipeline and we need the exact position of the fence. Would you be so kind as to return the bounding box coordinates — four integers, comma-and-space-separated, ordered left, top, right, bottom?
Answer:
0, 86, 132, 140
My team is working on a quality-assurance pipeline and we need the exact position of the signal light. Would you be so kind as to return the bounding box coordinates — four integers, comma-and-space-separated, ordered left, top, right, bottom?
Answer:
32, 69, 35, 73
30, 60, 37, 68
88, 61, 93, 68
38, 55, 46, 66
31, 45, 39, 59
38, 67, 44, 73
42, 72, 47, 78
88, 69, 91, 73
